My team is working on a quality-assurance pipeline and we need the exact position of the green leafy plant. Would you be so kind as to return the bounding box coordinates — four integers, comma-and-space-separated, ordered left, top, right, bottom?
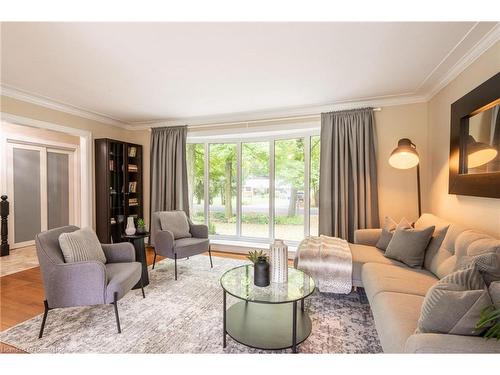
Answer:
247, 250, 268, 264
476, 304, 500, 340
136, 218, 145, 229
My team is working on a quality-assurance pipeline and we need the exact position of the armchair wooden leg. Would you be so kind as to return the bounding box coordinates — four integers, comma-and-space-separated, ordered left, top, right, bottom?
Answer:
208, 247, 213, 269
152, 251, 157, 270
140, 276, 146, 299
174, 253, 178, 280
38, 300, 50, 339
113, 292, 121, 334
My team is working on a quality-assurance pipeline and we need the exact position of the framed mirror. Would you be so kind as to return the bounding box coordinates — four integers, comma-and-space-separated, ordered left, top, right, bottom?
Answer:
449, 72, 500, 198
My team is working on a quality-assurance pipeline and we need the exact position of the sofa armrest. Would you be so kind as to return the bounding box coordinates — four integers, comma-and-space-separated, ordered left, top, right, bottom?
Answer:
190, 223, 208, 239
405, 333, 500, 353
47, 261, 107, 308
353, 229, 382, 246
154, 230, 175, 257
101, 242, 135, 263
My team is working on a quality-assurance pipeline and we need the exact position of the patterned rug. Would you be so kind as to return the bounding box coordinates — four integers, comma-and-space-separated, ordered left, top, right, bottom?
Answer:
0, 255, 382, 353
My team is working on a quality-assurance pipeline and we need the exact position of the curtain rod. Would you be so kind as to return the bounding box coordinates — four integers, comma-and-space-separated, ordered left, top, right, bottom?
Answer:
187, 107, 382, 130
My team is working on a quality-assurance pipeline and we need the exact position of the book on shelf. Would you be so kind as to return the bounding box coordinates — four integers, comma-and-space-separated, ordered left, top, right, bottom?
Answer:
109, 159, 114, 171
128, 197, 139, 206
128, 147, 137, 157
128, 164, 138, 172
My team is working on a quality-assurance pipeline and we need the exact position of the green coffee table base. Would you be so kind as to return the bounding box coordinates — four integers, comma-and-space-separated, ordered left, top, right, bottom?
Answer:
225, 300, 312, 352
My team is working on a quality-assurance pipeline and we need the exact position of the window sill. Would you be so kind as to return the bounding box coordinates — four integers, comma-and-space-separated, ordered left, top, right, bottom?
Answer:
210, 239, 297, 259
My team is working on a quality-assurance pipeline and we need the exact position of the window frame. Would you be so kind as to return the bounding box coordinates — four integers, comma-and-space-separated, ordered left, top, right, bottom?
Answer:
187, 129, 320, 246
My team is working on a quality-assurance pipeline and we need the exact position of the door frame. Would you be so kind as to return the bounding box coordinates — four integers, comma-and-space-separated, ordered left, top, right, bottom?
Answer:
0, 113, 92, 247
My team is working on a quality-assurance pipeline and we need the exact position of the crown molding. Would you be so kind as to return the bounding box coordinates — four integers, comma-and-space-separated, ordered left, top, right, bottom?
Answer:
130, 93, 428, 130
0, 85, 133, 130
424, 23, 500, 101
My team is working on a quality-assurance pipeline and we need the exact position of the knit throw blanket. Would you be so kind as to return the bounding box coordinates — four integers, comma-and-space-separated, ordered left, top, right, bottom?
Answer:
296, 235, 352, 294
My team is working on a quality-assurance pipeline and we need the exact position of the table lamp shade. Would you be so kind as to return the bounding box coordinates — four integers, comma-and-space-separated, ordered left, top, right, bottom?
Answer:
389, 138, 420, 169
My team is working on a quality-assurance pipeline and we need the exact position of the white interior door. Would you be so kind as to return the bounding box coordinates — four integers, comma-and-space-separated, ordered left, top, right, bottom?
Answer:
7, 142, 77, 248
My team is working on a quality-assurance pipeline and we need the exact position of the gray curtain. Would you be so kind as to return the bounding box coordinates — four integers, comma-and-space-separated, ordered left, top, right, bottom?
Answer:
150, 126, 189, 219
319, 108, 379, 241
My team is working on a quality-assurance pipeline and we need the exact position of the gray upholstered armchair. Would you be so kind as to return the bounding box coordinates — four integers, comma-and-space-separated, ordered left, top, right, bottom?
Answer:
35, 226, 144, 338
151, 211, 211, 280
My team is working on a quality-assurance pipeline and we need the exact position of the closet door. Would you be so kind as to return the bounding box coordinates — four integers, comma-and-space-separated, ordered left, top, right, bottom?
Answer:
7, 143, 46, 248
7, 143, 76, 248
47, 149, 74, 230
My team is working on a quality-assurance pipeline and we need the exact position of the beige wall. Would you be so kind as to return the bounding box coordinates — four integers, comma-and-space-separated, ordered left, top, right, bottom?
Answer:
374, 103, 429, 224
0, 95, 151, 229
428, 41, 500, 237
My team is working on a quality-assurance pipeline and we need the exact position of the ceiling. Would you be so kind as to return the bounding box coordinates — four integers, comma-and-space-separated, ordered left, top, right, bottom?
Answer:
1, 22, 499, 128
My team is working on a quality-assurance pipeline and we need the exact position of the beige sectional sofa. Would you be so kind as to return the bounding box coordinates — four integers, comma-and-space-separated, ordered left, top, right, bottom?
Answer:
351, 213, 500, 353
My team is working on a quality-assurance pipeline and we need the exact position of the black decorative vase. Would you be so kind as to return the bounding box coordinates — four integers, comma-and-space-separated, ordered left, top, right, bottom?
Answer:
136, 226, 146, 234
254, 256, 270, 287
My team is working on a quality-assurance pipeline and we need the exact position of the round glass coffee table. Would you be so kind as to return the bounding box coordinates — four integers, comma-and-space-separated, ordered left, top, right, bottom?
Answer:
220, 265, 315, 353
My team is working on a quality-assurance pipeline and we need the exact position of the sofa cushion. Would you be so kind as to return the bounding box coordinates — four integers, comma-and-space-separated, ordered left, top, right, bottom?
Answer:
58, 227, 107, 264
384, 226, 435, 268
349, 243, 402, 286
417, 266, 492, 336
375, 217, 412, 250
428, 222, 468, 279
174, 237, 210, 258
414, 214, 450, 271
105, 262, 142, 303
159, 211, 192, 239
454, 230, 500, 285
369, 292, 424, 353
362, 263, 438, 301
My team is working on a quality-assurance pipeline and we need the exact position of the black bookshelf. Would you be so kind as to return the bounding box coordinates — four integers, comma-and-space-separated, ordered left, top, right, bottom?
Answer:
95, 138, 143, 243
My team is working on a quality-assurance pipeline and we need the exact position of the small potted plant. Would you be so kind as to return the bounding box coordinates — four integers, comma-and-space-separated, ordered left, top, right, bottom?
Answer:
136, 218, 146, 234
247, 250, 270, 287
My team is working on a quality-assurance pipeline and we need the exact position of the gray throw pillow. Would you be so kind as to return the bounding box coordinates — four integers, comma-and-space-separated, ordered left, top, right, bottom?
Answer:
58, 227, 107, 264
384, 225, 435, 268
159, 211, 192, 239
417, 266, 492, 336
375, 217, 412, 250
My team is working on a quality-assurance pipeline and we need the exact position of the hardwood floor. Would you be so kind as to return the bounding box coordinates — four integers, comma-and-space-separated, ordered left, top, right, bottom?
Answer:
0, 247, 247, 353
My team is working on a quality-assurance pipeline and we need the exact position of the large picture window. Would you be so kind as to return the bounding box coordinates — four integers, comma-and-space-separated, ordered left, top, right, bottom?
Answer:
187, 131, 319, 245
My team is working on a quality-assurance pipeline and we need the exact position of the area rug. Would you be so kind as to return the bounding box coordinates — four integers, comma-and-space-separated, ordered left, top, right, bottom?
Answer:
0, 255, 382, 353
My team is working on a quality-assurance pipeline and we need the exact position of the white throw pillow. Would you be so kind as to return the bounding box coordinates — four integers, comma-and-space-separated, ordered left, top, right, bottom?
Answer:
58, 227, 107, 264
159, 211, 192, 239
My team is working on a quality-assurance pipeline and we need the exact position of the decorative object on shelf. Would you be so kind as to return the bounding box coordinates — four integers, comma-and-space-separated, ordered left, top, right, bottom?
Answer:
449, 72, 500, 198
128, 146, 137, 157
389, 138, 421, 217
125, 216, 136, 235
1, 195, 9, 257
136, 218, 146, 234
128, 181, 137, 193
254, 256, 270, 287
128, 164, 138, 172
270, 239, 288, 283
